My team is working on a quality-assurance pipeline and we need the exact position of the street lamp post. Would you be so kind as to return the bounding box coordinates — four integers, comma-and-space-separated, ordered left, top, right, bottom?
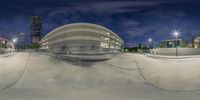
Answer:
173, 31, 179, 57
148, 38, 152, 54
13, 38, 17, 50
176, 35, 178, 57
148, 38, 152, 49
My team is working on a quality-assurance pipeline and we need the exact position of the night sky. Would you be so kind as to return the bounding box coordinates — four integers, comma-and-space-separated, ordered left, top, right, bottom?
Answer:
0, 0, 200, 47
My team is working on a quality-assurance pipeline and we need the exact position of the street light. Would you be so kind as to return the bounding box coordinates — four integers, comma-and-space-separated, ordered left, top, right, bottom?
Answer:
12, 38, 18, 50
148, 38, 152, 49
173, 30, 180, 57
148, 38, 152, 42
148, 38, 152, 54
13, 38, 17, 43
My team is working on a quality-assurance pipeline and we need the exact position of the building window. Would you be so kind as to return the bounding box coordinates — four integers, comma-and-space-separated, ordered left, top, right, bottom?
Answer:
101, 36, 110, 41
101, 42, 109, 48
110, 44, 115, 48
105, 38, 109, 41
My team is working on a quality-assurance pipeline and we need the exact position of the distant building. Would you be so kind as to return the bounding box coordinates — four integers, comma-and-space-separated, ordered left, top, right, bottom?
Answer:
0, 37, 15, 53
19, 33, 26, 48
159, 39, 186, 48
30, 16, 41, 44
193, 36, 200, 48
186, 42, 193, 48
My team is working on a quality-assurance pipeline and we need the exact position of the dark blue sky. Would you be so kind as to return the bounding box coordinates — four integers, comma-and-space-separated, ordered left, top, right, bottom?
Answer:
0, 0, 200, 47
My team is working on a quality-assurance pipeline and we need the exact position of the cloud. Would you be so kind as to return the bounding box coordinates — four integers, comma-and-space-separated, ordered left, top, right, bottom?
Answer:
33, 1, 178, 17
30, 0, 199, 46
78, 1, 164, 13
120, 19, 139, 28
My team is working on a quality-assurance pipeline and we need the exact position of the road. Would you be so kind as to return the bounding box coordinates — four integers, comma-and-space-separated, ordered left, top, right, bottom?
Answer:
0, 51, 200, 100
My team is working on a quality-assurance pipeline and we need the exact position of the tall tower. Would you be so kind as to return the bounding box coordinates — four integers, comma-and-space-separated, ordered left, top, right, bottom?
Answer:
30, 16, 41, 44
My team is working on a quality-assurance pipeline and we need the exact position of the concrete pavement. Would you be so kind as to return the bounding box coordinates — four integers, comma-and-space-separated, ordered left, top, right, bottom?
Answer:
0, 52, 200, 100
137, 54, 200, 91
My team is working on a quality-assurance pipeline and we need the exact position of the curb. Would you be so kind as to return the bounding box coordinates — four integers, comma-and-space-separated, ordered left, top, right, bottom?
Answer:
145, 54, 200, 59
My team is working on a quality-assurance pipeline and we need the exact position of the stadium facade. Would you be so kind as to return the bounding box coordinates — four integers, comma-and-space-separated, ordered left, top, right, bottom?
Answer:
40, 23, 124, 55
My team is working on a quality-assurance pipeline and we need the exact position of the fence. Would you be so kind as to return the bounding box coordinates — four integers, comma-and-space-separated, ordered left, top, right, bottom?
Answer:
150, 48, 200, 56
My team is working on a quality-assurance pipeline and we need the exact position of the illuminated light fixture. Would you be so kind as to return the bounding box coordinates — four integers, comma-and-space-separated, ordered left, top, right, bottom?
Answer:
148, 38, 152, 42
173, 30, 180, 37
13, 38, 17, 43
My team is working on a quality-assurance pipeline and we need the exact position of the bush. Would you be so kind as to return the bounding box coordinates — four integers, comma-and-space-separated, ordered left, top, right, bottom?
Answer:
27, 43, 41, 49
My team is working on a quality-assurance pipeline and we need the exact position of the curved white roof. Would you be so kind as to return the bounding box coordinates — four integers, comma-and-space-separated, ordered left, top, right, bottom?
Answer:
43, 23, 123, 42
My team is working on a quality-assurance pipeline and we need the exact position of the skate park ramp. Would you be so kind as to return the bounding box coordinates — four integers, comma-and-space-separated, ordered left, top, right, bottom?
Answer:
0, 52, 146, 100
2, 52, 200, 100
136, 54, 200, 91
0, 52, 30, 90
2, 52, 200, 92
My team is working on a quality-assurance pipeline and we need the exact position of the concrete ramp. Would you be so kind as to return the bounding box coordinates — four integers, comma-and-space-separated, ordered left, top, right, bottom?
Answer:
0, 52, 30, 90
136, 54, 200, 91
2, 52, 200, 100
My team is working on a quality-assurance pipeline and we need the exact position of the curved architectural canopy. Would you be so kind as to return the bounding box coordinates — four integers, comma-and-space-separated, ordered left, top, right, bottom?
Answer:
40, 23, 124, 55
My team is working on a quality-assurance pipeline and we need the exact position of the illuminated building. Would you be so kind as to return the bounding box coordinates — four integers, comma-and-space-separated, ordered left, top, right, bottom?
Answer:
40, 23, 124, 55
